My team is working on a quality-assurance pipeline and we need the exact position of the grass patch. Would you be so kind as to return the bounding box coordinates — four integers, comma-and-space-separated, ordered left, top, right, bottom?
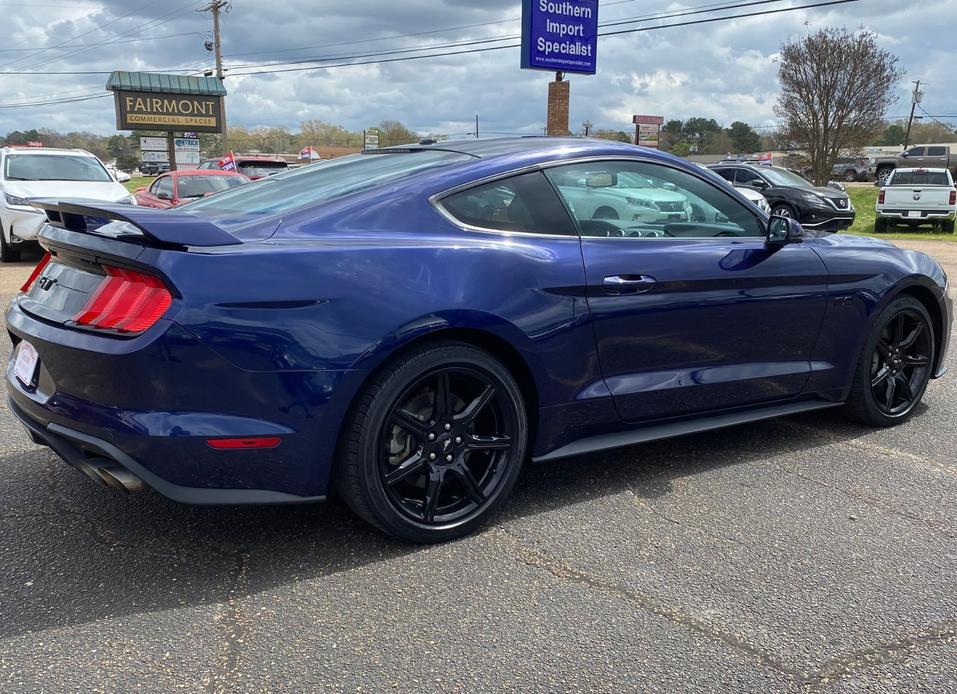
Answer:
124, 176, 152, 193
845, 186, 957, 242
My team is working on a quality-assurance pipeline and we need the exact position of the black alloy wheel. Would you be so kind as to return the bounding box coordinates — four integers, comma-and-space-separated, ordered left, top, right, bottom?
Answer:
845, 296, 935, 426
335, 342, 527, 543
380, 366, 517, 525
869, 308, 932, 417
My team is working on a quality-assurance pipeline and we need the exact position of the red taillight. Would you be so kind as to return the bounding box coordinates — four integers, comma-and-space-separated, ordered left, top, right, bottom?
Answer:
878, 189, 885, 204
72, 265, 172, 334
950, 189, 956, 206
206, 437, 282, 450
20, 252, 51, 293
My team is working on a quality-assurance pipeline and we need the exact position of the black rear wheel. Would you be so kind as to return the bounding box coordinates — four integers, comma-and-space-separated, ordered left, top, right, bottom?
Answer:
844, 296, 935, 426
335, 341, 527, 543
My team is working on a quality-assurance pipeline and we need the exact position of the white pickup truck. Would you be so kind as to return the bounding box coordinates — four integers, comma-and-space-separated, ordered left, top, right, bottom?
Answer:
875, 167, 956, 233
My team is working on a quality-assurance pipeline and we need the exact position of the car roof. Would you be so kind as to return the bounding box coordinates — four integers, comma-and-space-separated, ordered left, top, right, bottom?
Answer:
170, 168, 244, 177
1, 146, 97, 156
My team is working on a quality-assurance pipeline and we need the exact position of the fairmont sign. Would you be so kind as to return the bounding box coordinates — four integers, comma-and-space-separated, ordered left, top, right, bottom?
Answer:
113, 89, 224, 133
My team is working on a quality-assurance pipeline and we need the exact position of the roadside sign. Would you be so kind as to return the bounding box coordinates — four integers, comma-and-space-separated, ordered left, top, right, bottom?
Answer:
521, 0, 599, 75
174, 138, 200, 151
140, 136, 167, 151
633, 115, 664, 149
141, 150, 169, 163
364, 128, 380, 150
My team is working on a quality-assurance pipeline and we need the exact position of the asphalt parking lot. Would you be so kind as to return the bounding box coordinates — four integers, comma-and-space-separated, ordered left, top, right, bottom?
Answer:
1, 242, 955, 693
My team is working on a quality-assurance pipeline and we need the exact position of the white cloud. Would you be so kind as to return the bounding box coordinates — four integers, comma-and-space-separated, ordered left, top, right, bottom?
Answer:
0, 0, 953, 137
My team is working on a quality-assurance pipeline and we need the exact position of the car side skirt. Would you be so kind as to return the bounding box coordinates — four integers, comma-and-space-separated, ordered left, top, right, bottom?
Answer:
533, 399, 841, 463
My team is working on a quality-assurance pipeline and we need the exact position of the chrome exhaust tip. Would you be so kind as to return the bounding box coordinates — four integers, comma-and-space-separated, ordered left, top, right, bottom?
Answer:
95, 466, 144, 494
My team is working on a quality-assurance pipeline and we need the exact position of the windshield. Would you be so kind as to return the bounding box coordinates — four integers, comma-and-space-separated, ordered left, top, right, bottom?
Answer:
891, 171, 951, 186
761, 167, 813, 188
177, 174, 249, 199
183, 150, 473, 215
238, 161, 287, 178
5, 154, 112, 182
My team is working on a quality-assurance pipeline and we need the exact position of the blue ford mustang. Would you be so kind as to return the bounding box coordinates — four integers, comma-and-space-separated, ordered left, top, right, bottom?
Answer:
4, 138, 952, 542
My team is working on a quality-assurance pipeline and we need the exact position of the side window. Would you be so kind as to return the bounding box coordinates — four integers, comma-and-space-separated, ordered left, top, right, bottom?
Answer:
927, 146, 946, 156
152, 177, 173, 198
712, 168, 735, 183
735, 168, 765, 186
905, 147, 925, 157
440, 171, 575, 235
544, 160, 763, 239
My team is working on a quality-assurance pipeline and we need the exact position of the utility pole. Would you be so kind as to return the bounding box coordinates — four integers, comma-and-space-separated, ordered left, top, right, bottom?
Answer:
203, 1, 230, 154
475, 114, 479, 139
903, 80, 922, 150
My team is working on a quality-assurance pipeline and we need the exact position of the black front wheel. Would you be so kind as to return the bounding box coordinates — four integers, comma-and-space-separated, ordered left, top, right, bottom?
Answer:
335, 341, 527, 543
844, 296, 935, 426
0, 231, 20, 263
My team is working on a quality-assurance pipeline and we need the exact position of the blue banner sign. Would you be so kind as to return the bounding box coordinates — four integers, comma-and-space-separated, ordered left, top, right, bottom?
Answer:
521, 0, 599, 75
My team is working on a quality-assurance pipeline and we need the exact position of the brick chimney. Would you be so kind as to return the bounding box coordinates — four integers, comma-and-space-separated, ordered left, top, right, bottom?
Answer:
546, 74, 570, 137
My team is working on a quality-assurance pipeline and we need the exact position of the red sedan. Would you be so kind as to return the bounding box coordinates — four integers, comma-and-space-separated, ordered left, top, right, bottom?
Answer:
134, 169, 250, 208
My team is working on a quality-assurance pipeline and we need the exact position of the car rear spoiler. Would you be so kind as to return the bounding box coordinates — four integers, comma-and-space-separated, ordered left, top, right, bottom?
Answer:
29, 199, 241, 248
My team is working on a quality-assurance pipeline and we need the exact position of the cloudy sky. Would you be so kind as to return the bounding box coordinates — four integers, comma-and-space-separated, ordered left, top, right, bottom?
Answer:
0, 0, 954, 138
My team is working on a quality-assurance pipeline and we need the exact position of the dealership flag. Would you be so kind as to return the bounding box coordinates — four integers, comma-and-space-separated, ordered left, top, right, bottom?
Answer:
219, 152, 236, 171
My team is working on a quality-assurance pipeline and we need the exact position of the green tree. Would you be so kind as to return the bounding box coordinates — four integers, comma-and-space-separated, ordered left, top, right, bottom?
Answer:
107, 134, 138, 172
681, 117, 722, 152
593, 129, 630, 143
727, 121, 762, 153
876, 123, 905, 146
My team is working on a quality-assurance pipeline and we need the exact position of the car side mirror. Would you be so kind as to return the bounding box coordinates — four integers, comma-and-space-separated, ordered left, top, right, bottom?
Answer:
157, 191, 173, 201
751, 179, 768, 189
767, 215, 804, 245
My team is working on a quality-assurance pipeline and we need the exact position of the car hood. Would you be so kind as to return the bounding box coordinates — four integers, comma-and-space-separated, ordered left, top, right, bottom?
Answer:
4, 180, 130, 202
810, 186, 848, 201
617, 187, 688, 203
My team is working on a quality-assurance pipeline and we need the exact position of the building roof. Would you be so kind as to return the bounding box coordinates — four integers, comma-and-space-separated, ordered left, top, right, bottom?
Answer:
105, 71, 227, 96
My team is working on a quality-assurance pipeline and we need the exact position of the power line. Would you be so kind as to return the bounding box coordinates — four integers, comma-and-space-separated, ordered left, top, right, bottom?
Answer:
0, 32, 206, 53
226, 0, 865, 78
0, 92, 111, 109
223, 0, 790, 70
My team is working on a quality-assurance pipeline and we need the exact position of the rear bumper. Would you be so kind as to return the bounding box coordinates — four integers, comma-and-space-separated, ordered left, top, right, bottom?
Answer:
877, 209, 956, 221
8, 396, 325, 505
4, 299, 359, 503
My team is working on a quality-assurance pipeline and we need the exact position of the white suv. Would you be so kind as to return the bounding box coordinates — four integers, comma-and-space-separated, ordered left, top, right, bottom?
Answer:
0, 147, 135, 262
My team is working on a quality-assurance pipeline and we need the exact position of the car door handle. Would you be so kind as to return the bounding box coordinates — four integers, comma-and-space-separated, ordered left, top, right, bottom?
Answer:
603, 275, 657, 294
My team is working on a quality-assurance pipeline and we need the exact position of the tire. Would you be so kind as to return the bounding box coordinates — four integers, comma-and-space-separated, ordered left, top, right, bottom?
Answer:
943, 219, 955, 233
0, 229, 20, 263
844, 169, 857, 183
843, 296, 935, 427
874, 218, 887, 233
593, 206, 619, 221
876, 167, 893, 186
770, 204, 797, 220
334, 340, 528, 543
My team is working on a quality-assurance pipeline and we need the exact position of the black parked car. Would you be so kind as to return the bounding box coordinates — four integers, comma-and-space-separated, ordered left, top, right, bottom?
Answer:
708, 163, 855, 232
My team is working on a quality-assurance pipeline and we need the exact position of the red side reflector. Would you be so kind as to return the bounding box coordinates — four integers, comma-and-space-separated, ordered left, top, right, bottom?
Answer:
20, 252, 51, 293
206, 437, 282, 450
72, 265, 172, 334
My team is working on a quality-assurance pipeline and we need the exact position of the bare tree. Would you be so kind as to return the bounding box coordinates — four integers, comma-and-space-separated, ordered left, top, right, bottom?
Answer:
776, 28, 902, 185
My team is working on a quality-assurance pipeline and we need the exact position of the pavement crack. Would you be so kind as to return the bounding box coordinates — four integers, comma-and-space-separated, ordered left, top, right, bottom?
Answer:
207, 553, 251, 694
802, 620, 957, 690
484, 527, 807, 682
